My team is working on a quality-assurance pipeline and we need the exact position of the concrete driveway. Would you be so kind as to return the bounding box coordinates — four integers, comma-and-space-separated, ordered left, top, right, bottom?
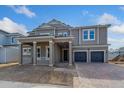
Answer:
75, 63, 124, 88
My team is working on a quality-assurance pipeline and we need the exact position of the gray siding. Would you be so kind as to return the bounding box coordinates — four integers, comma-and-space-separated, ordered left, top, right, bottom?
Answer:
99, 27, 107, 44
71, 27, 108, 46
22, 56, 32, 64
71, 29, 79, 46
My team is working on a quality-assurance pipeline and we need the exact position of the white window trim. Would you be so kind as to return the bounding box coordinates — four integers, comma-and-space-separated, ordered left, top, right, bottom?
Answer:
46, 46, 49, 60
82, 29, 95, 41
23, 47, 31, 56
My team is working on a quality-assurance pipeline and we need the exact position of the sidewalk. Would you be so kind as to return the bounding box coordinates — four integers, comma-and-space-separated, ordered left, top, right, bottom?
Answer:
0, 80, 70, 88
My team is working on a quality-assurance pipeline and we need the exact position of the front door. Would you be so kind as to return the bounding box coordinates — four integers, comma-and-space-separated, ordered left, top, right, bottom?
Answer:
63, 49, 69, 62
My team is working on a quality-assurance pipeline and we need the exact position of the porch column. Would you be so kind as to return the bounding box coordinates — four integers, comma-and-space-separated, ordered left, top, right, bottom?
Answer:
18, 42, 22, 65
49, 40, 54, 67
33, 41, 37, 65
69, 41, 72, 66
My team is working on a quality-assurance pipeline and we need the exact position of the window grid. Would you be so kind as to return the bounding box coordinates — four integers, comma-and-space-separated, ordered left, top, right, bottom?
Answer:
82, 29, 95, 41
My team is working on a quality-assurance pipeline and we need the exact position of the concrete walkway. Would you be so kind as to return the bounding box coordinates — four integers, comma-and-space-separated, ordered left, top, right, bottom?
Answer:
75, 63, 124, 88
0, 80, 70, 88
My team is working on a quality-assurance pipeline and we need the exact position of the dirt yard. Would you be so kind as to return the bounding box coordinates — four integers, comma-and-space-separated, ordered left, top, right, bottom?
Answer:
0, 63, 77, 87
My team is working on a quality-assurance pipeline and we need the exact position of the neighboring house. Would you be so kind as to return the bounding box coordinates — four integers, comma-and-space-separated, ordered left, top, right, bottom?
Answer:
17, 19, 110, 66
108, 47, 124, 60
0, 30, 23, 63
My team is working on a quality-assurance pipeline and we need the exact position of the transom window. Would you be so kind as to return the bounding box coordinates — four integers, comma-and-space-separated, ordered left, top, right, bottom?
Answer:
82, 29, 95, 40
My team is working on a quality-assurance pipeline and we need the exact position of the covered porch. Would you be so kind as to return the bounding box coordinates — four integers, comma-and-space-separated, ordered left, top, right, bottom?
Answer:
18, 36, 73, 66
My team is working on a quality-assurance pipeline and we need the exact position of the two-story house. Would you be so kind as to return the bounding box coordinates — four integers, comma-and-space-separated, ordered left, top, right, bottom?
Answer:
0, 30, 23, 63
17, 19, 110, 66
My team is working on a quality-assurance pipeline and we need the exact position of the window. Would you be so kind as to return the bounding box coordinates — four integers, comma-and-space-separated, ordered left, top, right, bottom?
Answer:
23, 48, 31, 55
83, 30, 88, 40
90, 30, 95, 40
57, 32, 69, 37
12, 37, 16, 43
37, 46, 41, 59
63, 32, 68, 37
46, 46, 49, 60
58, 33, 63, 36
82, 29, 95, 40
40, 33, 50, 36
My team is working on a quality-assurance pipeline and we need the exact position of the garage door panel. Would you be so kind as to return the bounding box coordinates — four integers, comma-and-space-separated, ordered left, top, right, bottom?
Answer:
74, 52, 87, 62
91, 51, 104, 63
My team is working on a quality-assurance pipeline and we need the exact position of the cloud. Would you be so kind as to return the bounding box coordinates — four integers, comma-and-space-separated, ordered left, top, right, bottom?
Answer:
97, 13, 124, 34
0, 17, 28, 35
97, 13, 124, 49
109, 24, 124, 34
97, 13, 121, 25
8, 5, 36, 18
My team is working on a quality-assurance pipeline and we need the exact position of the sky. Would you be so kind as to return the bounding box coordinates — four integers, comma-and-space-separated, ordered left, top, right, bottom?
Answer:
0, 5, 124, 49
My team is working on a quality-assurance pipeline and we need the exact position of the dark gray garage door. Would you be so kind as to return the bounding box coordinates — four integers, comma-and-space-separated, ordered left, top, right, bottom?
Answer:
91, 51, 104, 63
74, 52, 87, 62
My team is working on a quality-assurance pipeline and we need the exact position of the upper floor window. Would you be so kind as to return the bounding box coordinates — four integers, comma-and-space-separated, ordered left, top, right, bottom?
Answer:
63, 32, 68, 37
57, 32, 69, 37
90, 30, 95, 40
40, 33, 50, 36
84, 30, 88, 40
12, 37, 16, 43
82, 29, 95, 41
58, 32, 63, 36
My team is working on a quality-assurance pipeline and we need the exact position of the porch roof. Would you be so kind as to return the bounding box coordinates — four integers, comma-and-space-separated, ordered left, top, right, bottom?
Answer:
17, 36, 74, 43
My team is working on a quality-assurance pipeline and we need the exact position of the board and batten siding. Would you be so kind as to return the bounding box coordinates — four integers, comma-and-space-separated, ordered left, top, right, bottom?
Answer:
71, 27, 107, 46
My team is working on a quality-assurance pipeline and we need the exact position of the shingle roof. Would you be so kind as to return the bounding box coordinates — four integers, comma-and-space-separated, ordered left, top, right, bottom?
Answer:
32, 19, 73, 32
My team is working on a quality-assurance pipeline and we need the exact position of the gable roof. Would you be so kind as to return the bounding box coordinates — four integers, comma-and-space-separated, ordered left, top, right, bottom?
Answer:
0, 29, 23, 37
0, 29, 9, 35
32, 19, 73, 32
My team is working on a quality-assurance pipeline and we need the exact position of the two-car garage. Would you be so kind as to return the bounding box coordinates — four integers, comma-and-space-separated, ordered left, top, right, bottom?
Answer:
74, 50, 105, 63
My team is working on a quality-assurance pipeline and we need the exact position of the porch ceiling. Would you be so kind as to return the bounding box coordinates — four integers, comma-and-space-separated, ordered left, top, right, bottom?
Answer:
56, 42, 69, 48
